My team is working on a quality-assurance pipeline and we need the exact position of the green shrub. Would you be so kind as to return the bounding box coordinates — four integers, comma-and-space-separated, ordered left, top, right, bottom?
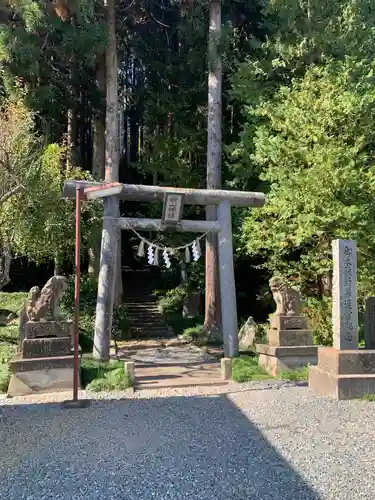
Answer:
363, 393, 375, 402
157, 286, 188, 315
0, 364, 10, 393
0, 292, 26, 313
303, 297, 332, 346
62, 275, 132, 351
182, 324, 208, 345
80, 357, 125, 387
279, 366, 309, 381
78, 313, 95, 352
0, 342, 17, 365
61, 275, 98, 353
86, 366, 132, 392
0, 325, 19, 345
62, 275, 98, 313
0, 293, 24, 393
183, 324, 205, 339
257, 323, 268, 344
86, 377, 110, 392
112, 303, 130, 340
232, 355, 271, 383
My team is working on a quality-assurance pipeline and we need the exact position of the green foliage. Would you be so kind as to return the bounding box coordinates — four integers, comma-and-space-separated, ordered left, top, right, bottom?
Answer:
0, 0, 106, 133
256, 323, 269, 344
229, 1, 375, 334
232, 354, 271, 383
61, 274, 97, 352
363, 393, 375, 402
62, 274, 98, 313
0, 101, 101, 266
0, 365, 11, 393
156, 285, 204, 336
279, 367, 309, 381
0, 292, 24, 392
0, 292, 26, 314
80, 357, 123, 387
0, 341, 17, 365
182, 324, 206, 344
0, 333, 16, 392
0, 325, 19, 346
303, 297, 332, 346
0, 327, 15, 393
61, 275, 130, 349
157, 286, 188, 315
240, 60, 375, 293
112, 304, 130, 341
183, 324, 205, 338
82, 358, 132, 392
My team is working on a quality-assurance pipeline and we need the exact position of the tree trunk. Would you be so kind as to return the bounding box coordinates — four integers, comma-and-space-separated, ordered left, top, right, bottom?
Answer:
66, 108, 77, 169
89, 54, 106, 278
104, 0, 123, 307
92, 55, 106, 180
204, 0, 222, 338
54, 251, 63, 276
0, 241, 11, 291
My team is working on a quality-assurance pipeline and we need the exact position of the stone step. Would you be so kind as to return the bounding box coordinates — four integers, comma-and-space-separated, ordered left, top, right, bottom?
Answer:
124, 296, 158, 300
128, 324, 166, 330
128, 319, 164, 324
125, 304, 159, 308
129, 326, 168, 331
126, 306, 160, 310
127, 309, 162, 313
126, 306, 160, 312
127, 314, 161, 319
127, 309, 162, 317
127, 311, 163, 316
124, 296, 157, 300
126, 311, 161, 316
128, 330, 169, 336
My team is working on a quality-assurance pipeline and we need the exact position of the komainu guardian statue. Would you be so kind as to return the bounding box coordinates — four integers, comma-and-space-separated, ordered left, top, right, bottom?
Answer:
19, 276, 69, 341
269, 276, 301, 317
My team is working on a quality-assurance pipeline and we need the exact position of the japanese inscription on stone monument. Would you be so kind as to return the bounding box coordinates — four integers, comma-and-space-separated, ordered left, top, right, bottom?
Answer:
332, 239, 358, 350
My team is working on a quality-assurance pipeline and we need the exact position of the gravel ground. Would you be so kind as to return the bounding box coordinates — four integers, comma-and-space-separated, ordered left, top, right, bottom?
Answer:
0, 382, 374, 500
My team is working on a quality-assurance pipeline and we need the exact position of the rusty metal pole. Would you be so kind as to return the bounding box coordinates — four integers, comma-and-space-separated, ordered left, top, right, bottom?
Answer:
62, 186, 90, 408
73, 186, 81, 401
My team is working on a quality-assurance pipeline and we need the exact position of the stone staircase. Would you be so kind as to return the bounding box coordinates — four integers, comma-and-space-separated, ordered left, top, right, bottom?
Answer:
125, 295, 173, 339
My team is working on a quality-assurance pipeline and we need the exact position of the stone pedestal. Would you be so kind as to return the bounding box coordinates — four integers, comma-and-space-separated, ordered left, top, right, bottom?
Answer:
8, 321, 77, 397
256, 316, 317, 376
309, 348, 375, 399
25, 320, 73, 339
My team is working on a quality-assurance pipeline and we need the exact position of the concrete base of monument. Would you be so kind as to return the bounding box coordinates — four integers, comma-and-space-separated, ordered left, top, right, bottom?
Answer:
309, 347, 375, 399
256, 344, 317, 377
7, 355, 79, 397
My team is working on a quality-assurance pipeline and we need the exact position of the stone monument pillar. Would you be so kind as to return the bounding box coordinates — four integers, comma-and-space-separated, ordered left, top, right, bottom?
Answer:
8, 276, 77, 397
255, 277, 317, 376
309, 239, 375, 399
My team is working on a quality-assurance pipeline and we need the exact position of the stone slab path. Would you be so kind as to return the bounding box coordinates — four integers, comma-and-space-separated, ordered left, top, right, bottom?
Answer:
117, 342, 226, 390
1, 383, 375, 499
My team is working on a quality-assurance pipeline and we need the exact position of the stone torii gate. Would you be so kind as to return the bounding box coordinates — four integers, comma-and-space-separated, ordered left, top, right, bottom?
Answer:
63, 180, 265, 360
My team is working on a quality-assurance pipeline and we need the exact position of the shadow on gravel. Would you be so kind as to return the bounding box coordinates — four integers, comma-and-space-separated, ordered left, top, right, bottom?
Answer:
0, 395, 322, 500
